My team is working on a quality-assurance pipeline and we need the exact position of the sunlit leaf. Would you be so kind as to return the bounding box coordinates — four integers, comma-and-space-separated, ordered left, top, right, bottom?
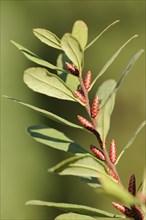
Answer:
61, 33, 83, 71
96, 80, 116, 142
85, 20, 120, 50
90, 35, 138, 90
99, 174, 141, 206
5, 96, 84, 129
49, 154, 106, 178
27, 125, 87, 154
116, 120, 146, 164
23, 67, 84, 104
26, 200, 122, 218
72, 20, 88, 50
33, 28, 62, 50
55, 213, 96, 220
56, 53, 79, 90
11, 41, 62, 71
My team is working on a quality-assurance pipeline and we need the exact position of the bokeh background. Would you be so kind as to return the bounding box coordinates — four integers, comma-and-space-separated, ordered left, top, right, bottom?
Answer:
1, 1, 145, 220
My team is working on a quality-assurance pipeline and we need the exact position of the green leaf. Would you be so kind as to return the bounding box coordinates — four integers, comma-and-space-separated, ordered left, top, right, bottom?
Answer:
27, 125, 87, 154
55, 213, 97, 220
116, 120, 146, 164
72, 20, 88, 50
90, 35, 138, 90
61, 33, 83, 71
26, 200, 122, 218
85, 20, 120, 50
5, 96, 84, 129
33, 28, 62, 50
24, 67, 84, 104
56, 53, 79, 90
96, 80, 116, 142
99, 49, 144, 112
99, 173, 141, 206
80, 176, 102, 190
49, 154, 106, 178
11, 41, 62, 71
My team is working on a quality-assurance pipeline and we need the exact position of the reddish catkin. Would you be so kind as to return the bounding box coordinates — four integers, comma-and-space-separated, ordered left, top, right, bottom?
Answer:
91, 96, 100, 118
90, 145, 105, 161
77, 115, 95, 132
109, 139, 117, 164
132, 206, 144, 220
112, 202, 134, 217
128, 174, 136, 196
84, 70, 92, 90
106, 166, 119, 181
65, 62, 79, 76
72, 90, 86, 104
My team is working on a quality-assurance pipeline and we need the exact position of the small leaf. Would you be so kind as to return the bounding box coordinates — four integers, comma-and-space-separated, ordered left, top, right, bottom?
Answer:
116, 120, 146, 164
11, 41, 62, 71
55, 212, 97, 220
27, 125, 87, 154
99, 174, 141, 206
5, 96, 84, 129
49, 154, 106, 178
85, 20, 120, 50
24, 67, 84, 104
26, 200, 122, 218
61, 33, 83, 72
33, 28, 62, 50
72, 20, 88, 50
90, 35, 138, 90
96, 80, 116, 142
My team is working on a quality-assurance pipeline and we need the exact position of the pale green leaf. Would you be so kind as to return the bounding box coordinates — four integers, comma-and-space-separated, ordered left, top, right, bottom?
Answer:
27, 125, 87, 154
23, 67, 84, 104
49, 154, 106, 178
90, 35, 138, 90
11, 41, 62, 71
56, 53, 79, 90
55, 212, 97, 220
33, 28, 62, 50
99, 49, 144, 111
26, 200, 122, 218
80, 177, 102, 190
5, 96, 83, 129
85, 20, 119, 50
61, 33, 83, 71
116, 120, 146, 164
99, 173, 141, 206
72, 20, 88, 50
96, 80, 116, 142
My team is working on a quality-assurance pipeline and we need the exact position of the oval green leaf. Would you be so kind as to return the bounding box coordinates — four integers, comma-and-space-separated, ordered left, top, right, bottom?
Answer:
72, 20, 88, 50
49, 154, 106, 178
55, 213, 99, 220
33, 28, 62, 50
61, 33, 83, 71
27, 125, 87, 154
24, 67, 84, 104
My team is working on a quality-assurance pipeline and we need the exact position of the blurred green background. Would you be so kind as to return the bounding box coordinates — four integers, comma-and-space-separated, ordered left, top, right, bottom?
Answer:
1, 1, 145, 220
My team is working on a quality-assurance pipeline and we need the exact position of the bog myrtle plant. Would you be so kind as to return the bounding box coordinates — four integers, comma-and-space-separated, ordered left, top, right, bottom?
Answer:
8, 20, 146, 219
